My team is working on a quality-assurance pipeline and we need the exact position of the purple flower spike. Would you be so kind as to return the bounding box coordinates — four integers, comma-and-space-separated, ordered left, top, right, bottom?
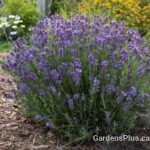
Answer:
39, 89, 45, 96
121, 91, 127, 97
73, 94, 80, 100
72, 72, 81, 86
46, 122, 55, 129
35, 114, 43, 121
59, 48, 65, 56
68, 99, 74, 109
114, 62, 122, 70
126, 97, 133, 105
0, 78, 5, 82
101, 60, 108, 69
88, 54, 98, 66
48, 86, 56, 93
4, 92, 16, 99
18, 83, 30, 93
128, 86, 137, 97
137, 66, 145, 76
74, 59, 82, 68
50, 69, 59, 80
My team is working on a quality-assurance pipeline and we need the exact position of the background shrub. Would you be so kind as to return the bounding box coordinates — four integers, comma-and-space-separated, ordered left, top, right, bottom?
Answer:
50, 0, 81, 18
79, 0, 109, 17
79, 0, 150, 34
0, 0, 40, 30
4, 15, 150, 142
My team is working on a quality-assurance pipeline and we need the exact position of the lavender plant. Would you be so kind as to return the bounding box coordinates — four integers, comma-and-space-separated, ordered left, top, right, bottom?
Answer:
4, 14, 150, 142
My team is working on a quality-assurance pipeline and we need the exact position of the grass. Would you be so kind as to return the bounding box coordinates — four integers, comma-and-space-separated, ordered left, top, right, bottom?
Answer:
0, 41, 11, 53
0, 40, 11, 65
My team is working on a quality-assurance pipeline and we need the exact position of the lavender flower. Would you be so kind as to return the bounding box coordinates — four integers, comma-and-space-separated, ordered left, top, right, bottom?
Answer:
72, 72, 80, 86
35, 114, 43, 121
59, 48, 65, 56
24, 48, 36, 61
88, 54, 98, 66
46, 122, 55, 129
71, 49, 77, 55
104, 84, 116, 94
114, 62, 122, 70
123, 97, 133, 112
101, 60, 108, 69
18, 83, 30, 93
121, 91, 127, 97
50, 69, 59, 80
127, 72, 132, 79
74, 59, 82, 68
89, 75, 94, 81
128, 86, 137, 97
39, 89, 45, 96
0, 78, 5, 82
48, 86, 56, 93
4, 92, 16, 99
137, 66, 145, 76
120, 49, 129, 62
27, 73, 38, 81
90, 79, 100, 94
68, 99, 74, 109
38, 60, 48, 70
126, 96, 133, 106
73, 94, 80, 100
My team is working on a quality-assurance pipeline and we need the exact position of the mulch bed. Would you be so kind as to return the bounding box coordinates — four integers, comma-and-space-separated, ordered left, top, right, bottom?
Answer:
0, 73, 58, 150
0, 52, 150, 150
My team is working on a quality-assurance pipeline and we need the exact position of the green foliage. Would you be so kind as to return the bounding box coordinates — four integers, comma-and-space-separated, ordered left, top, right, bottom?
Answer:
50, 0, 81, 18
0, 41, 10, 52
145, 30, 150, 45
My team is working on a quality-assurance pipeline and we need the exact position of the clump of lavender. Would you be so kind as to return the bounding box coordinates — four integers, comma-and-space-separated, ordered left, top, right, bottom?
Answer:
4, 14, 150, 142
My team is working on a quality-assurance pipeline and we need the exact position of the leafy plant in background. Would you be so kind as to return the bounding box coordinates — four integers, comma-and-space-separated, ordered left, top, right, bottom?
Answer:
25, 0, 37, 6
0, 15, 25, 41
145, 30, 150, 47
4, 14, 150, 143
0, 0, 40, 31
50, 0, 81, 18
79, 0, 150, 34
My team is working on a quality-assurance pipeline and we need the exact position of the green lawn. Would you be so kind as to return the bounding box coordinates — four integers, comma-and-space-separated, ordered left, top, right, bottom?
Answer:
0, 41, 11, 65
0, 41, 11, 53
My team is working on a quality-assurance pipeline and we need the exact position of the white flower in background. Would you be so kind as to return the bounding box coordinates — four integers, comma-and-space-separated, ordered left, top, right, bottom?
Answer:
3, 22, 10, 27
13, 21, 20, 24
9, 15, 15, 19
15, 15, 21, 20
5, 23, 10, 27
21, 25, 25, 28
19, 20, 23, 23
1, 17, 7, 22
10, 31, 17, 35
28, 27, 33, 31
12, 25, 17, 29
1, 14, 25, 39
